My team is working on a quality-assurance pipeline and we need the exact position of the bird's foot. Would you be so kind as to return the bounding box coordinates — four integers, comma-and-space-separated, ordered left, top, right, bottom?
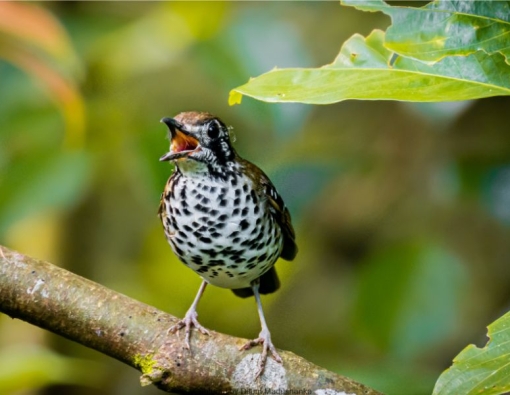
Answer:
169, 309, 210, 349
241, 327, 282, 378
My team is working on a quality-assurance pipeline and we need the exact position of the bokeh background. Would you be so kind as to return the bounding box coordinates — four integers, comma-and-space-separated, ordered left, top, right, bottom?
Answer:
1, 2, 510, 395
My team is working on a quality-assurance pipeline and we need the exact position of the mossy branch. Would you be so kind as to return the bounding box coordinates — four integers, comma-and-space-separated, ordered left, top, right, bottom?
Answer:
0, 245, 381, 394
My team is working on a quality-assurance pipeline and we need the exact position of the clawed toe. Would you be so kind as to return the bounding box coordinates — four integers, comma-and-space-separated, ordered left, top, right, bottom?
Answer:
170, 310, 210, 349
169, 321, 184, 334
241, 329, 282, 378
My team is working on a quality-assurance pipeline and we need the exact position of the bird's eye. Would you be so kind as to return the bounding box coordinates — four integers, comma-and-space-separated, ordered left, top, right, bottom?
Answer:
207, 122, 221, 139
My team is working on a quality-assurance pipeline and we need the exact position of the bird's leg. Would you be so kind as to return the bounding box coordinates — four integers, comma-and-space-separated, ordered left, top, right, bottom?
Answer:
241, 279, 282, 378
169, 280, 210, 348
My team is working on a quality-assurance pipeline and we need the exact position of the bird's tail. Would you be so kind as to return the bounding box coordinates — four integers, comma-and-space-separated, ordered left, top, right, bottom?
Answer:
231, 266, 280, 298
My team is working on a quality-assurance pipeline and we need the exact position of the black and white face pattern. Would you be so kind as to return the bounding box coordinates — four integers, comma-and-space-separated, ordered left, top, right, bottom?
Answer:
177, 118, 236, 175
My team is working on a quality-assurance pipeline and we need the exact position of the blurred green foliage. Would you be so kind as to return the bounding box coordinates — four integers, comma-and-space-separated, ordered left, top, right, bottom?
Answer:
1, 2, 510, 395
0, 344, 106, 394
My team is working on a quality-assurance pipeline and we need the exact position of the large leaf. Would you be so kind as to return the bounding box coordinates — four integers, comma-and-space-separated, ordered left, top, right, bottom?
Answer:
229, 30, 510, 105
342, 0, 510, 64
433, 310, 510, 395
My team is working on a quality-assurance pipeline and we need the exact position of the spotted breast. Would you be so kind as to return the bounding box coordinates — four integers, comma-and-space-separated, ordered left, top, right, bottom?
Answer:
160, 161, 283, 289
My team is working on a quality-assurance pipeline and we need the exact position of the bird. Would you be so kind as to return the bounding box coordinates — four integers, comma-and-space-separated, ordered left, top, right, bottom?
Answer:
158, 111, 297, 377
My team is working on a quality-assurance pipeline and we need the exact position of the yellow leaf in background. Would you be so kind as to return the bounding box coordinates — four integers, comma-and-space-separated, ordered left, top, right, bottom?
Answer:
0, 2, 76, 64
170, 2, 228, 40
0, 2, 85, 148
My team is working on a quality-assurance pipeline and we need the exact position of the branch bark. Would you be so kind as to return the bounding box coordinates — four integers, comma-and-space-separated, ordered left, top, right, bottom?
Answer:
0, 245, 381, 395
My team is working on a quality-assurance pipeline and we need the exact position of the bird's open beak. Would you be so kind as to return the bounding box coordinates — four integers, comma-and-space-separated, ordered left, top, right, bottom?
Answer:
159, 117, 200, 161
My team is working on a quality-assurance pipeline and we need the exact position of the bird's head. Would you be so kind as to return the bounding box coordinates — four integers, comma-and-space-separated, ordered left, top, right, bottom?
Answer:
160, 112, 236, 172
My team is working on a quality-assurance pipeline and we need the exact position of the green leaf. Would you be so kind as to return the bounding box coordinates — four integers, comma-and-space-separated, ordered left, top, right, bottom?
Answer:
433, 311, 510, 395
229, 30, 510, 105
341, 0, 510, 64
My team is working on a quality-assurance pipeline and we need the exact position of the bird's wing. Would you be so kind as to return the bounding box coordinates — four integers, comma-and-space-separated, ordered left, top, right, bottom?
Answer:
260, 174, 298, 261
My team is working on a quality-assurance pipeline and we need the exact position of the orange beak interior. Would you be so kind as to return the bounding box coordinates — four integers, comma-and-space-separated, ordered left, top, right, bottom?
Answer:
171, 130, 199, 154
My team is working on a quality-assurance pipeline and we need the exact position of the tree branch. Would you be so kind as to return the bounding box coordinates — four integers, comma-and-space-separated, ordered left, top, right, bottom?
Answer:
0, 245, 381, 394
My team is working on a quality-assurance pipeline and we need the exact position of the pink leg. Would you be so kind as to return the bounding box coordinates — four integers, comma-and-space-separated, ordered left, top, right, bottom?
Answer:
241, 279, 282, 378
170, 280, 210, 348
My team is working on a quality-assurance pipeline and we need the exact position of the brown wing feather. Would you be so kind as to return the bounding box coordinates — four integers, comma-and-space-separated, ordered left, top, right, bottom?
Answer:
240, 158, 297, 261
230, 160, 298, 298
262, 176, 298, 261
